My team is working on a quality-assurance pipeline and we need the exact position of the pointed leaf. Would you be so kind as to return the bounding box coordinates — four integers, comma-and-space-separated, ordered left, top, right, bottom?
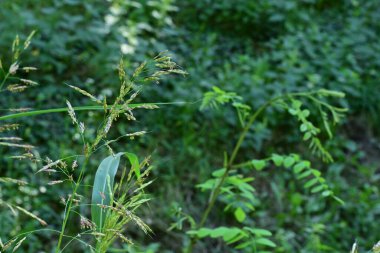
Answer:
251, 160, 266, 170
284, 156, 295, 168
304, 178, 319, 189
212, 168, 227, 178
271, 154, 284, 166
125, 152, 140, 179
91, 153, 123, 231
256, 238, 276, 247
293, 161, 310, 174
234, 207, 246, 223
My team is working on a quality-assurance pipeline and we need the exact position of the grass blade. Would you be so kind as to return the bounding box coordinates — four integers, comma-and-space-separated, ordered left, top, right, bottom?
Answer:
0, 103, 155, 121
124, 152, 140, 179
91, 153, 123, 232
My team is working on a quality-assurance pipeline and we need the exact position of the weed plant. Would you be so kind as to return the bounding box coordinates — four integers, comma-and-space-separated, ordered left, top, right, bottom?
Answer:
0, 34, 187, 252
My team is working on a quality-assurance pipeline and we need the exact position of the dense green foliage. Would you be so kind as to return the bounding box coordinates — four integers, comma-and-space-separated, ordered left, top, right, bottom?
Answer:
1, 0, 380, 252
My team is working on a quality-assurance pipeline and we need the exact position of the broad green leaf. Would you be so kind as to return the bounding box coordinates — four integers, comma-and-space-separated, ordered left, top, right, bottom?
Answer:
288, 108, 297, 115
188, 227, 243, 242
303, 132, 312, 141
209, 227, 229, 238
322, 190, 332, 197
284, 156, 295, 168
222, 228, 242, 242
301, 109, 310, 117
297, 170, 312, 180
271, 154, 283, 166
226, 233, 247, 244
235, 240, 253, 250
292, 100, 302, 109
91, 153, 123, 231
196, 179, 216, 190
311, 169, 321, 177
304, 178, 319, 189
293, 161, 310, 174
311, 184, 325, 193
244, 227, 272, 237
251, 159, 266, 170
196, 228, 212, 238
212, 168, 226, 178
256, 238, 276, 247
234, 207, 246, 223
187, 228, 211, 238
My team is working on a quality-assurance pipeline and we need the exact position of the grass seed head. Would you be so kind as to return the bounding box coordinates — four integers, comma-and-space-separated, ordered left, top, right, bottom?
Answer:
373, 241, 380, 253
37, 160, 61, 173
9, 62, 19, 75
66, 100, 78, 125
80, 216, 95, 230
20, 79, 38, 86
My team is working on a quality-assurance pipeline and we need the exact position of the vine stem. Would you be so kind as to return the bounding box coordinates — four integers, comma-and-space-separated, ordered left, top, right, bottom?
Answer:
185, 95, 288, 253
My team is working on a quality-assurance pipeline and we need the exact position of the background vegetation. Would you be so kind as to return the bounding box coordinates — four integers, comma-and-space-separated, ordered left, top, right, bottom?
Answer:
0, 0, 379, 252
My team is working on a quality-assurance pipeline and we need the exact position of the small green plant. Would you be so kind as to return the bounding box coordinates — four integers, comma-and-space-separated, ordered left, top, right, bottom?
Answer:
50, 54, 185, 252
184, 86, 348, 252
0, 32, 186, 252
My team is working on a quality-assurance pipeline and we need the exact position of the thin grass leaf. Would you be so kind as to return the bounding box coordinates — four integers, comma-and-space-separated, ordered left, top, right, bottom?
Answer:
0, 103, 157, 121
124, 152, 140, 179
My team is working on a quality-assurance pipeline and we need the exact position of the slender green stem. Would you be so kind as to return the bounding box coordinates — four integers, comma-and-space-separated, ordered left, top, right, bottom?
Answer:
55, 156, 90, 253
0, 72, 10, 91
199, 101, 272, 225
185, 96, 285, 253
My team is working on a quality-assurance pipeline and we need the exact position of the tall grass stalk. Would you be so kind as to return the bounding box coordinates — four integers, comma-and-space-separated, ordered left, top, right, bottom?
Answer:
55, 157, 90, 252
51, 55, 185, 252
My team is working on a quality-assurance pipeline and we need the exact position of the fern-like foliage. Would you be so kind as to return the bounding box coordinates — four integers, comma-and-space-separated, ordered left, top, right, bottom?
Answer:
286, 89, 347, 162
246, 154, 343, 203
201, 86, 251, 126
189, 87, 348, 252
